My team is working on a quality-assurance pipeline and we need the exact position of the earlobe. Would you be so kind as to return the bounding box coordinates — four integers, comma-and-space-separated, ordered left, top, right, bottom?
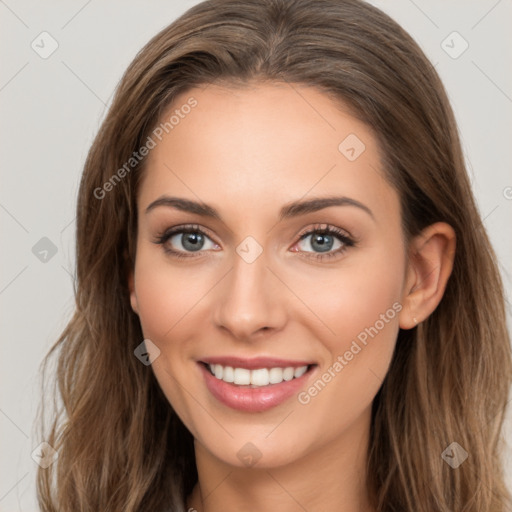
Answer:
399, 222, 456, 330
128, 271, 139, 315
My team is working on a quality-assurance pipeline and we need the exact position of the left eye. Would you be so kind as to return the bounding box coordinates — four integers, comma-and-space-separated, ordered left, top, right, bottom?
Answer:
296, 231, 344, 253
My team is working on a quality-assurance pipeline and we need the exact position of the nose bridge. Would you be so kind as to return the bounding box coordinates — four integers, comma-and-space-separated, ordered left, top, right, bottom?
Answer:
213, 246, 286, 339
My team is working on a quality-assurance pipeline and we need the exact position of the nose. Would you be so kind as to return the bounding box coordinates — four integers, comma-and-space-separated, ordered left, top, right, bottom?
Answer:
212, 250, 288, 342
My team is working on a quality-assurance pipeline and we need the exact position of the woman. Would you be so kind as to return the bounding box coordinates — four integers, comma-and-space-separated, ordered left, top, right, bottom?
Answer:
36, 0, 512, 510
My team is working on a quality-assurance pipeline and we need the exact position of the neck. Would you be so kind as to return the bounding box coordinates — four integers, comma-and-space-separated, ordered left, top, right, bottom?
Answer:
186, 406, 375, 512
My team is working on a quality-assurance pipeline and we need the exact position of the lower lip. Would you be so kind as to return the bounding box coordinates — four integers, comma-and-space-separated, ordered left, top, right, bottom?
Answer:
199, 363, 315, 412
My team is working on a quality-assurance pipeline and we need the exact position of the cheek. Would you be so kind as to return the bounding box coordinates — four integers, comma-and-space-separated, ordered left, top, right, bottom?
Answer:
290, 246, 404, 355
292, 245, 404, 423
132, 249, 214, 428
133, 248, 216, 341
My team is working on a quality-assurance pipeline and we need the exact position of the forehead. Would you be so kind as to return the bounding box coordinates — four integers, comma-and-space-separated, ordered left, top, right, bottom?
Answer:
139, 82, 399, 224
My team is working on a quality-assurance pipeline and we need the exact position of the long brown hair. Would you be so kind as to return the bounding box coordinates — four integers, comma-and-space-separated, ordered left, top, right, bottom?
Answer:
36, 0, 512, 510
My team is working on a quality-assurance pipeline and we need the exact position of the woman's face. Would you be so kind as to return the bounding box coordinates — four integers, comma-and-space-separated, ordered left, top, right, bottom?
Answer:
130, 82, 410, 469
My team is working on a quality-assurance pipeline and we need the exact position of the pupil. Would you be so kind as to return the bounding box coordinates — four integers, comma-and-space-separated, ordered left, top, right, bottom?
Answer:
182, 233, 203, 251
312, 233, 333, 253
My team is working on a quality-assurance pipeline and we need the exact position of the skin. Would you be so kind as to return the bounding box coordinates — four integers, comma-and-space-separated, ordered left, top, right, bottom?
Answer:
128, 82, 456, 512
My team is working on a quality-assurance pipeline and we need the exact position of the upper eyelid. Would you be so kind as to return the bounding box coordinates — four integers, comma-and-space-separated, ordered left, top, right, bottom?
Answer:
158, 223, 352, 238
158, 224, 218, 243
297, 224, 354, 240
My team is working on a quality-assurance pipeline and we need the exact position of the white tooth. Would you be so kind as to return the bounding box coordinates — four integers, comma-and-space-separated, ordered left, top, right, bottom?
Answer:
223, 366, 234, 383
214, 364, 223, 379
251, 368, 270, 386
233, 368, 251, 385
268, 367, 284, 384
283, 367, 294, 381
294, 365, 308, 378
213, 364, 308, 385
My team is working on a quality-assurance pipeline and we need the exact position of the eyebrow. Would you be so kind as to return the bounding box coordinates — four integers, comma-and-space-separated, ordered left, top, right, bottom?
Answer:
145, 195, 374, 221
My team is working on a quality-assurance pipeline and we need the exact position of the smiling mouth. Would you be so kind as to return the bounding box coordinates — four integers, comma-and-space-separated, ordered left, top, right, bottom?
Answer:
201, 362, 317, 388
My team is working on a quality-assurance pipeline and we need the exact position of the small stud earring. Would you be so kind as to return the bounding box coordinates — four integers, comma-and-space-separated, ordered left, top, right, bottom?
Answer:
413, 317, 418, 325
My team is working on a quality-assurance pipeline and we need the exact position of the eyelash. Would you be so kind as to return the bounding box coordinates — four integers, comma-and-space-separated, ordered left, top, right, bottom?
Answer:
152, 223, 356, 261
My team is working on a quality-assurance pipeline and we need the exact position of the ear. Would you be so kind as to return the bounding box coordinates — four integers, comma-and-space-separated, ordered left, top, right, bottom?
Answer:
128, 270, 139, 315
399, 222, 456, 329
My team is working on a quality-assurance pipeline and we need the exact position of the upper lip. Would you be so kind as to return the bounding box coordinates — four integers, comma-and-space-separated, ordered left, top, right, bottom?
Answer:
199, 356, 316, 370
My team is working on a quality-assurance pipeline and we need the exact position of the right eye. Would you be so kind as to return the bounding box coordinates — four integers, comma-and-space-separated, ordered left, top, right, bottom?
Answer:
153, 225, 220, 258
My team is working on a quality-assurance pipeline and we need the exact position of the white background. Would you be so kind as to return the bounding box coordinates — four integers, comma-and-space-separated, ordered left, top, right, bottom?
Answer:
1, 0, 511, 509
